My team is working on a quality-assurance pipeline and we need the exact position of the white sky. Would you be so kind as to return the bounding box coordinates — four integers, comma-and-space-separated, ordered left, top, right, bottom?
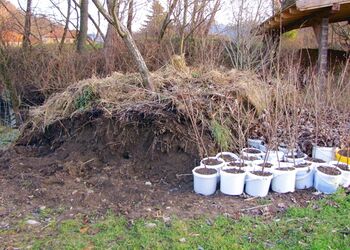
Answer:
9, 0, 271, 34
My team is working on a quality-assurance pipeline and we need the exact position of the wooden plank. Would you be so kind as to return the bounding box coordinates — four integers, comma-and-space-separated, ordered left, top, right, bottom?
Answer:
296, 0, 350, 11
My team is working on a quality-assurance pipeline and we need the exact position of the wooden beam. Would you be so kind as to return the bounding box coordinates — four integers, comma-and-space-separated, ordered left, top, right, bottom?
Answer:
296, 0, 350, 11
280, 12, 294, 19
289, 7, 301, 14
282, 7, 332, 32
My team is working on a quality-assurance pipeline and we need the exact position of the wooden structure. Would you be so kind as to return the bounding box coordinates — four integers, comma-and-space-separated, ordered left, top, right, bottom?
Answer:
261, 0, 350, 88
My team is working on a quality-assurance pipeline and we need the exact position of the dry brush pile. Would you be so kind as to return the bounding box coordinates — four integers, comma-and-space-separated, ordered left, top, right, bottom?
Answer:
17, 65, 350, 160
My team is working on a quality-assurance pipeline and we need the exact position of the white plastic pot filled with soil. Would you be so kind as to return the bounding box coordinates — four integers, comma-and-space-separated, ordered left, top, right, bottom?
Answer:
220, 167, 246, 196
314, 165, 342, 194
274, 161, 294, 169
271, 167, 296, 193
192, 167, 218, 196
329, 161, 350, 188
304, 157, 326, 168
264, 151, 284, 164
284, 152, 307, 165
215, 152, 239, 163
200, 157, 225, 182
226, 161, 251, 171
245, 170, 273, 197
252, 160, 275, 171
294, 163, 314, 190
241, 148, 264, 160
238, 155, 262, 167
312, 145, 335, 162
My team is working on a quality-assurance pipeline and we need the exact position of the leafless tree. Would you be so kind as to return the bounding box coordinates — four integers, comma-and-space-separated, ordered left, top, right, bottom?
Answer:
59, 0, 72, 52
93, 0, 154, 91
126, 0, 134, 34
77, 0, 89, 53
158, 0, 179, 43
23, 0, 32, 50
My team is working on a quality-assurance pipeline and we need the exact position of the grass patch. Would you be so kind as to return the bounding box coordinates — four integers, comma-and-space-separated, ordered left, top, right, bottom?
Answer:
27, 190, 350, 249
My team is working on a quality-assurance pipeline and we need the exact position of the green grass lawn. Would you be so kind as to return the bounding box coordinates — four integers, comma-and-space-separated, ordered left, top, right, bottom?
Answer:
27, 190, 350, 250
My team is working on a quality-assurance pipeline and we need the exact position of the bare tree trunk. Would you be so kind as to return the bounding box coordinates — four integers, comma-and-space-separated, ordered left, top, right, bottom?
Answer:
59, 0, 72, 52
93, 0, 154, 91
127, 0, 134, 34
158, 0, 179, 43
70, 0, 105, 42
77, 0, 89, 53
203, 0, 221, 36
22, 0, 32, 50
179, 0, 188, 55
104, 0, 119, 74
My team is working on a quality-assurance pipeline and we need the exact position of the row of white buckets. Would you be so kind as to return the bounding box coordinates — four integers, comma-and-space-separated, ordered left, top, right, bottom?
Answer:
193, 153, 349, 197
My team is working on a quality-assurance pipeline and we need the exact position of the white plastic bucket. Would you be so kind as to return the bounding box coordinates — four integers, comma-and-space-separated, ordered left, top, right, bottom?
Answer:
247, 139, 264, 149
294, 164, 314, 189
312, 146, 335, 162
329, 161, 350, 187
215, 152, 239, 163
271, 168, 296, 193
241, 148, 264, 159
200, 157, 225, 182
305, 158, 326, 168
285, 153, 307, 165
192, 167, 218, 196
265, 151, 284, 163
314, 166, 341, 194
278, 145, 297, 155
338, 168, 350, 187
245, 171, 273, 197
274, 161, 294, 169
220, 167, 246, 195
252, 160, 276, 171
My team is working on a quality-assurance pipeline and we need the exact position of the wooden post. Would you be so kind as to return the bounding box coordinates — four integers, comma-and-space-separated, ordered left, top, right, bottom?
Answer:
313, 17, 329, 90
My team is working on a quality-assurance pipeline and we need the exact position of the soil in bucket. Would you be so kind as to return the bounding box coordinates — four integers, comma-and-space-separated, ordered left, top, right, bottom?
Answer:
223, 168, 245, 174
244, 148, 261, 154
241, 155, 260, 161
338, 149, 350, 157
333, 164, 350, 171
250, 171, 272, 177
275, 167, 295, 171
227, 162, 248, 168
218, 154, 236, 162
195, 168, 217, 175
258, 162, 273, 168
295, 163, 312, 169
305, 157, 325, 163
202, 158, 223, 166
317, 166, 341, 176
